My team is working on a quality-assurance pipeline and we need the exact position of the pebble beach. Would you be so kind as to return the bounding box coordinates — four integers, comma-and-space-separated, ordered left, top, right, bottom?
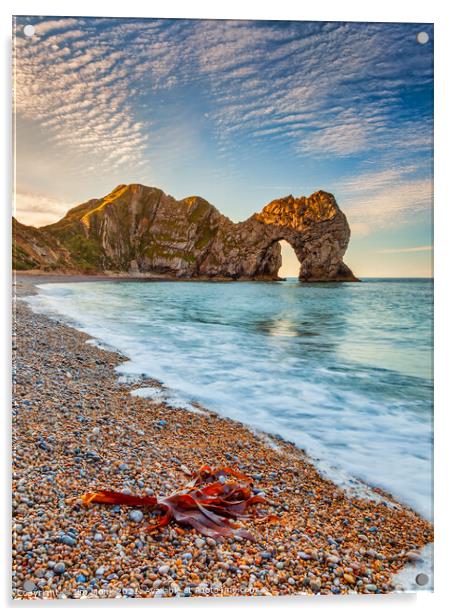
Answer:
12, 275, 434, 600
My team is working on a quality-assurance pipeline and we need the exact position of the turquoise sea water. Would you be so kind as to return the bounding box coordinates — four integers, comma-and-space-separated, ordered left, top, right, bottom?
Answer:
28, 278, 433, 519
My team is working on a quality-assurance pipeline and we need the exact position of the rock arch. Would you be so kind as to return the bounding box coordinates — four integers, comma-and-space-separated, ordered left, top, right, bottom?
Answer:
224, 191, 358, 282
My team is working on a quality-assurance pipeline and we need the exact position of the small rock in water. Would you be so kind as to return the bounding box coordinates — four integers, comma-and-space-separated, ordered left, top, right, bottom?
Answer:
95, 566, 105, 577
406, 551, 424, 563
158, 565, 170, 575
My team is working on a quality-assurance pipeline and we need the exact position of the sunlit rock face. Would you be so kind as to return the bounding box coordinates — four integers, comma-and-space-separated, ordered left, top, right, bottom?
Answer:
12, 184, 358, 282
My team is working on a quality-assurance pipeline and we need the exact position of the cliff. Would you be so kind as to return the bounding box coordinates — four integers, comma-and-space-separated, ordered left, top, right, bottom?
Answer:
13, 184, 358, 282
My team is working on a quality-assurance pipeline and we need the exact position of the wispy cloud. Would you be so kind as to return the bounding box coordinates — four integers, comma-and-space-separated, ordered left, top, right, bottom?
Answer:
336, 164, 433, 232
14, 17, 433, 177
379, 245, 432, 254
14, 191, 74, 227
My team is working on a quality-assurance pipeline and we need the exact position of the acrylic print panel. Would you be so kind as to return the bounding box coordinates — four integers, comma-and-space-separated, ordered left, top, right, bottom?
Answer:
12, 16, 433, 599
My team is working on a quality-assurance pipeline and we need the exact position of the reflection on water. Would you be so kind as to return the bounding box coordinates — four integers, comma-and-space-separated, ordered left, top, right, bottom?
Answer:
255, 318, 318, 337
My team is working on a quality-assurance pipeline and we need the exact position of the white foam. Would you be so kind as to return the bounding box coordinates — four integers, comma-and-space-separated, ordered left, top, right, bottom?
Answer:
391, 543, 433, 592
23, 279, 433, 520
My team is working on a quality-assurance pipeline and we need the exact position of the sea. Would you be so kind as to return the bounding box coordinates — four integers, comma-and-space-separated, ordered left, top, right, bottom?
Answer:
25, 277, 433, 521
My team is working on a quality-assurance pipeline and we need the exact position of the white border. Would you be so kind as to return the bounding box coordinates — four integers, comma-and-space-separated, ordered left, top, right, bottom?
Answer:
2, 1, 451, 615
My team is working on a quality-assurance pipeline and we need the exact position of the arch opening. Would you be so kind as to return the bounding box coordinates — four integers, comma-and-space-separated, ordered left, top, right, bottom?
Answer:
278, 240, 300, 279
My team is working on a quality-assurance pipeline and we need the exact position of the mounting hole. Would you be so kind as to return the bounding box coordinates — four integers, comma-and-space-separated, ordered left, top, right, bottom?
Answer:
416, 32, 429, 45
415, 573, 429, 586
23, 25, 36, 37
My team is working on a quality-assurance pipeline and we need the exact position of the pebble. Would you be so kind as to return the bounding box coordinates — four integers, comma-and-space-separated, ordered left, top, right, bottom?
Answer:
343, 573, 356, 585
158, 565, 170, 575
309, 578, 321, 592
128, 510, 144, 523
406, 551, 424, 562
53, 562, 66, 575
60, 534, 77, 547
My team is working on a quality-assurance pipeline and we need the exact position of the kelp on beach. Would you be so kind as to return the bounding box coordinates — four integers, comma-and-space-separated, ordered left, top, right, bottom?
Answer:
80, 466, 269, 541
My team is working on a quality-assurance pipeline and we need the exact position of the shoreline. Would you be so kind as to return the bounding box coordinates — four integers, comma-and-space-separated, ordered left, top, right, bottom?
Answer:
12, 275, 434, 599
13, 270, 285, 284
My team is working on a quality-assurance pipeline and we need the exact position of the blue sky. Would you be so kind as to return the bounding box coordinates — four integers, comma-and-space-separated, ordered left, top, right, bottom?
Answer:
13, 17, 433, 276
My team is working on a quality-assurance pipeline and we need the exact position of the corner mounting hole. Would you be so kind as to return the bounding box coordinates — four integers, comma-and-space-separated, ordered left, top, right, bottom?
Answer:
23, 25, 35, 37
415, 573, 429, 586
416, 32, 429, 44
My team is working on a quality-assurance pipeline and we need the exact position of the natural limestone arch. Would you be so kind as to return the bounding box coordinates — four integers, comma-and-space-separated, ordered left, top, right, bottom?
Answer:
222, 191, 358, 282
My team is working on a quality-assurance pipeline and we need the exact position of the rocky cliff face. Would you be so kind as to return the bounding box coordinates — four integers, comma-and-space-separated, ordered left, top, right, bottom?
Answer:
13, 184, 358, 281
13, 217, 75, 271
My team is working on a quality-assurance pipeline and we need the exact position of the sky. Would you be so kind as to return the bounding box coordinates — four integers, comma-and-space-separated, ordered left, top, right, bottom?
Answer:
13, 17, 433, 277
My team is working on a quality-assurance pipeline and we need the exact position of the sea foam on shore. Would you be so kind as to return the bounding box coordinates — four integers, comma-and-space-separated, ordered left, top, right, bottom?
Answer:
24, 278, 433, 521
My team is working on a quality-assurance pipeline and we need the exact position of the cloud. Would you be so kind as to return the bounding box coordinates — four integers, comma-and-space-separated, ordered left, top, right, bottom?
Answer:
33, 18, 82, 36
350, 222, 372, 237
379, 245, 433, 254
14, 191, 73, 227
336, 163, 433, 230
13, 17, 433, 196
341, 179, 433, 229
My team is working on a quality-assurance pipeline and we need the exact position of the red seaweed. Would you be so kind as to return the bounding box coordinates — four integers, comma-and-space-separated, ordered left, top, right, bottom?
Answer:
80, 465, 269, 541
